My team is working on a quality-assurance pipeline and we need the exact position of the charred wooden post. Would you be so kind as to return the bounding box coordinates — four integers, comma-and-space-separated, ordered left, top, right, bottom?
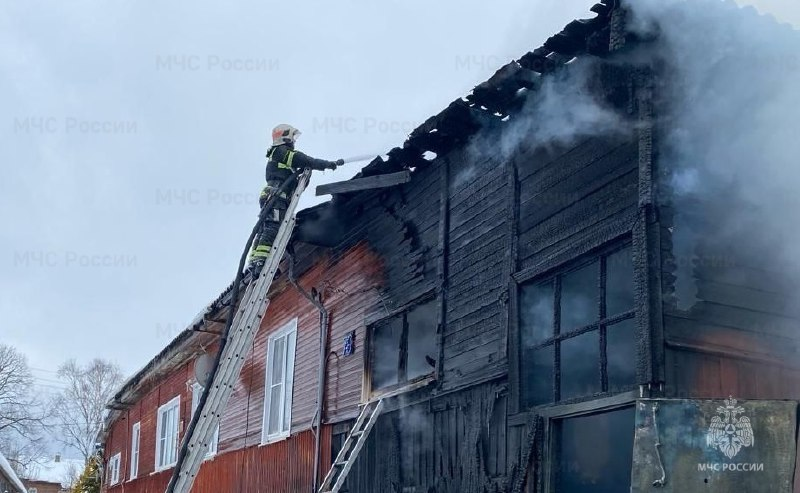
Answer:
435, 156, 450, 386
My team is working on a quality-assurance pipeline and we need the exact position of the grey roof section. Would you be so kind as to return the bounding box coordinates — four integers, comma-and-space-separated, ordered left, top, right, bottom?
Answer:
0, 450, 27, 493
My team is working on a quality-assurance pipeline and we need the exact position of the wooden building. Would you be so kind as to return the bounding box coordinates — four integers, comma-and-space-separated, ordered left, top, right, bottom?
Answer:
21, 480, 67, 493
100, 1, 800, 492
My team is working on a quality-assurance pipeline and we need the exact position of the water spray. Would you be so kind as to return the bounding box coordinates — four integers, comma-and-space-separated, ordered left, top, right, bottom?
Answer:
342, 153, 384, 164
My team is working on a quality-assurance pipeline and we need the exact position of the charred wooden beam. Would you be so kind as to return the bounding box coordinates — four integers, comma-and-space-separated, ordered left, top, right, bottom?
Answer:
409, 99, 480, 148
563, 18, 602, 38
587, 24, 613, 56
468, 63, 524, 111
591, 2, 613, 16
392, 146, 428, 169
435, 158, 450, 387
543, 32, 584, 56
518, 51, 559, 74
315, 170, 411, 196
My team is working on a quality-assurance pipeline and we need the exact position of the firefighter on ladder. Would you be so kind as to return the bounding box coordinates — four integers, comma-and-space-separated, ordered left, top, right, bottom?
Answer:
248, 124, 344, 277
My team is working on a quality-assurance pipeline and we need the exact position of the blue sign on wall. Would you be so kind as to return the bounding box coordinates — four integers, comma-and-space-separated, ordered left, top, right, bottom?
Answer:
343, 331, 356, 356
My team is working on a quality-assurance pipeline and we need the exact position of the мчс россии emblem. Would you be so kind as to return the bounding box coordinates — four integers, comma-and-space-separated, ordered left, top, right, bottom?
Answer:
706, 397, 755, 459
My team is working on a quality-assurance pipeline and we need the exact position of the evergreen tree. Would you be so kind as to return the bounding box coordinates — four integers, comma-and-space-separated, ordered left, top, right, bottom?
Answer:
71, 455, 101, 493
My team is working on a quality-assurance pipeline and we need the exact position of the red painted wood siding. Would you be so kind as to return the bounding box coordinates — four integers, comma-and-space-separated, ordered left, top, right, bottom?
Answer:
106, 427, 331, 493
105, 365, 193, 483
103, 241, 382, 492
217, 241, 383, 450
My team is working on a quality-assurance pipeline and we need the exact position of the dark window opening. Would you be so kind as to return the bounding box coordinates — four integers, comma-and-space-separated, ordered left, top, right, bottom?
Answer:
560, 331, 600, 400
519, 244, 635, 408
606, 319, 636, 392
560, 262, 598, 331
369, 300, 437, 393
553, 406, 635, 493
405, 303, 438, 381
371, 317, 403, 389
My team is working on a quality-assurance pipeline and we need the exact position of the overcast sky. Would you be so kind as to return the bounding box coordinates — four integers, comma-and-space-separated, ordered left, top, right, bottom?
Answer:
1, 0, 797, 391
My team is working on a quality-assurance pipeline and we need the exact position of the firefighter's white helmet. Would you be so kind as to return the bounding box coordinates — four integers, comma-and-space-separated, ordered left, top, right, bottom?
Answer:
272, 124, 301, 146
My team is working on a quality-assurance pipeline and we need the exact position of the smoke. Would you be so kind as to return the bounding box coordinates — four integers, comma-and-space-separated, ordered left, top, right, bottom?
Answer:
455, 0, 800, 309
459, 0, 800, 309
294, 202, 347, 246
628, 0, 800, 306
460, 57, 631, 190
500, 58, 629, 157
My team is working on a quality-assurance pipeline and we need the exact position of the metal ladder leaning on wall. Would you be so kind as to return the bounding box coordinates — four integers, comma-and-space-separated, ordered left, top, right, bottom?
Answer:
318, 399, 384, 493
167, 171, 311, 493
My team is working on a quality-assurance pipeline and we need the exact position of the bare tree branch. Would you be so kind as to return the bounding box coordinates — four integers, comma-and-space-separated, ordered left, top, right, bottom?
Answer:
0, 430, 50, 478
0, 344, 51, 477
62, 460, 81, 489
52, 359, 123, 461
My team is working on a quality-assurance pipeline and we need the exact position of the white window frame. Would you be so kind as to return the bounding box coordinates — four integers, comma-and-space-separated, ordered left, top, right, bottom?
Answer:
155, 395, 181, 471
130, 421, 141, 480
191, 382, 220, 457
107, 452, 121, 485
261, 318, 298, 444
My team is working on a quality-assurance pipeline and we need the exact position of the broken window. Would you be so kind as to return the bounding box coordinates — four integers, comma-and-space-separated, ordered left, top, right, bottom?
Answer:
369, 300, 437, 393
553, 406, 635, 492
372, 316, 403, 389
519, 244, 635, 407
405, 303, 437, 380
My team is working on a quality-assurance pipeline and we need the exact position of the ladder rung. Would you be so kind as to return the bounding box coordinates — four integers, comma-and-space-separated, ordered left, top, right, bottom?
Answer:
170, 172, 313, 493
318, 399, 385, 493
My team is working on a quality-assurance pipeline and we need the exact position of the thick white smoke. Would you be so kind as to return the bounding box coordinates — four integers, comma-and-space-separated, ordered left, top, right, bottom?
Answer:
499, 58, 629, 157
628, 0, 800, 305
462, 0, 800, 304
459, 57, 629, 189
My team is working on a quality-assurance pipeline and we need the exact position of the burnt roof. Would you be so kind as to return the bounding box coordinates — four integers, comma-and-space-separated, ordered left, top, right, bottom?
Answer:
104, 0, 618, 425
352, 0, 617, 181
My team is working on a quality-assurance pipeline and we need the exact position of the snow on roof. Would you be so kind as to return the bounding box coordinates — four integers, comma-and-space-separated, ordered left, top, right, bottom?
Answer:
0, 450, 27, 493
25, 458, 84, 485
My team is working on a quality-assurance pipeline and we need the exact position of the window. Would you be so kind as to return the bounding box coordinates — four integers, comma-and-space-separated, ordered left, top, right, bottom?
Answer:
261, 318, 297, 443
551, 406, 635, 492
130, 422, 140, 479
191, 382, 219, 456
155, 396, 180, 470
369, 300, 437, 394
519, 244, 635, 408
107, 452, 121, 485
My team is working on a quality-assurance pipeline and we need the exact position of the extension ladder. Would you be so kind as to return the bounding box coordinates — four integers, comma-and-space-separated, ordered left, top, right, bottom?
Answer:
318, 399, 385, 493
169, 170, 311, 493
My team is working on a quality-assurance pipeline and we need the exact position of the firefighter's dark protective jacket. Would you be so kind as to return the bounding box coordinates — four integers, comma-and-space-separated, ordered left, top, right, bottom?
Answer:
265, 143, 337, 183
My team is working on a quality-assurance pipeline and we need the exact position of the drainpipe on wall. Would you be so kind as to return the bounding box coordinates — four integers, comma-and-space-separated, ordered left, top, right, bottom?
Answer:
287, 252, 329, 493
